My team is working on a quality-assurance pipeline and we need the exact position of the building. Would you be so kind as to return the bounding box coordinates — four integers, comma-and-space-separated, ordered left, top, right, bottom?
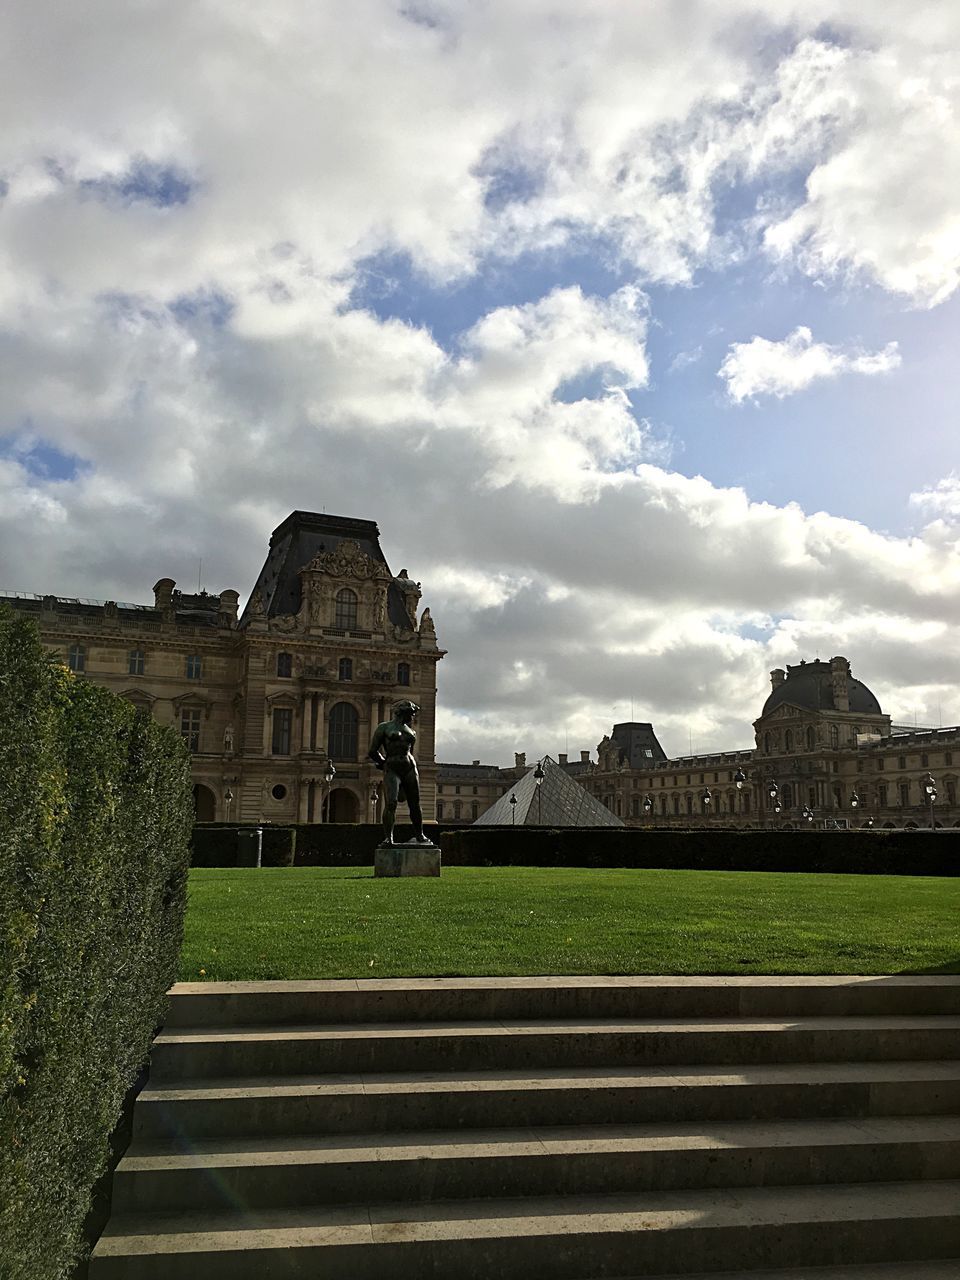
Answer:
2, 511, 445, 825
437, 750, 595, 825
581, 657, 959, 829
475, 756, 623, 827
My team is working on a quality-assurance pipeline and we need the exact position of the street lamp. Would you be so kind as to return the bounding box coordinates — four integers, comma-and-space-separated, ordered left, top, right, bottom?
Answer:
642, 795, 653, 821
700, 788, 712, 816
734, 766, 746, 817
922, 773, 938, 829
850, 790, 860, 810
509, 794, 518, 824
224, 787, 233, 824
533, 759, 545, 824
370, 785, 379, 821
322, 760, 336, 823
801, 804, 814, 825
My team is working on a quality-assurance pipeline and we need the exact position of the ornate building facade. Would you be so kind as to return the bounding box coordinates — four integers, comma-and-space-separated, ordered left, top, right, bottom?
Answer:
581, 657, 959, 829
2, 511, 444, 825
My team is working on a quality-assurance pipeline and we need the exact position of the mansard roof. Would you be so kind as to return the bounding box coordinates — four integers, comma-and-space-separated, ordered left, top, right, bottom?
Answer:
238, 510, 410, 628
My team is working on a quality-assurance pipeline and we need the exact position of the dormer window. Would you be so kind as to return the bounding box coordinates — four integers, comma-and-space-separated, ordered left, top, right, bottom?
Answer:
335, 589, 358, 629
338, 657, 353, 682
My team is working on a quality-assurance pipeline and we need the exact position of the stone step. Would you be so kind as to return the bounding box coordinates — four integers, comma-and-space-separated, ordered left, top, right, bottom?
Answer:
134, 1060, 960, 1141
613, 1263, 960, 1280
149, 1016, 960, 1080
110, 1115, 960, 1215
88, 1179, 960, 1279
164, 976, 960, 1027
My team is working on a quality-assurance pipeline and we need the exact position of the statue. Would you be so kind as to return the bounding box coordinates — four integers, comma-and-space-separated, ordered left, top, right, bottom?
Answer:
418, 606, 435, 637
367, 699, 431, 845
374, 586, 387, 629
223, 723, 235, 755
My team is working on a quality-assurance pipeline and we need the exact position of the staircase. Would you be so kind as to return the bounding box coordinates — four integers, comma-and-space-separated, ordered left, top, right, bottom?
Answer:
90, 976, 960, 1279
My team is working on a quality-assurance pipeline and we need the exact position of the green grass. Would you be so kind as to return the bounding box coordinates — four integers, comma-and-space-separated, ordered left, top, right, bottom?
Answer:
179, 866, 960, 980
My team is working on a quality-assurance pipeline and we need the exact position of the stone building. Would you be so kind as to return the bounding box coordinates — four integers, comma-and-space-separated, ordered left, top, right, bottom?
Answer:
2, 510, 444, 825
581, 657, 959, 829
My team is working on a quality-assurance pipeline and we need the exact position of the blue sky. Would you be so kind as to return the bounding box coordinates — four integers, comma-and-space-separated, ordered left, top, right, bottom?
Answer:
2, 1, 959, 760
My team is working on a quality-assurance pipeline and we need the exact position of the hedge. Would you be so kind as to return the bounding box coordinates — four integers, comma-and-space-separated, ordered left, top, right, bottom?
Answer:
0, 609, 193, 1279
190, 821, 959, 875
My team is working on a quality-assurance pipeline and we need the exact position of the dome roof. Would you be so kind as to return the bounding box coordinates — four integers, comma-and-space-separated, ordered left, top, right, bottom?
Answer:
761, 659, 882, 718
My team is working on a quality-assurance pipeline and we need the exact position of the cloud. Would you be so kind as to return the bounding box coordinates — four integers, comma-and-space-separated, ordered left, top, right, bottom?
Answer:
718, 326, 901, 403
910, 475, 960, 521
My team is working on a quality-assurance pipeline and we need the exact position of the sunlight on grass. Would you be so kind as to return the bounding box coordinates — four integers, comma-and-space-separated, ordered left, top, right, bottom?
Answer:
178, 866, 960, 981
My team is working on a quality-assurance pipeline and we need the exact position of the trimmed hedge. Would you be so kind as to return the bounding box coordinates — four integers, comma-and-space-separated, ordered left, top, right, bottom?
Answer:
440, 826, 960, 875
190, 821, 959, 875
0, 609, 193, 1279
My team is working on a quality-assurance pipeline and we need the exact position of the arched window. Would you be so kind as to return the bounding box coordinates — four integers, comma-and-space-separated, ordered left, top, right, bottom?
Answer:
397, 662, 410, 686
454, 801, 461, 820
673, 795, 680, 815
338, 657, 353, 682
328, 702, 359, 760
335, 589, 358, 629
785, 729, 793, 752
67, 644, 85, 673
806, 726, 815, 751
830, 725, 839, 749
660, 795, 668, 816
471, 802, 478, 820
128, 649, 145, 676
781, 783, 793, 809
685, 794, 693, 815
277, 652, 292, 678
631, 795, 639, 817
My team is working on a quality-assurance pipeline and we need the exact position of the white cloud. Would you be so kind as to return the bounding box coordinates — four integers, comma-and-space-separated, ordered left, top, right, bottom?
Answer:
718, 326, 901, 403
909, 475, 960, 521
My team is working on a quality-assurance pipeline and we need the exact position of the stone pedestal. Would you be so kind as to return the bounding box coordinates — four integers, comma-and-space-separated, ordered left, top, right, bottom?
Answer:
374, 842, 441, 878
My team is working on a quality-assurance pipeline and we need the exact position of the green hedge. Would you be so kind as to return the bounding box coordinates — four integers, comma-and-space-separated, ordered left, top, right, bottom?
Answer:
440, 826, 960, 874
0, 609, 193, 1279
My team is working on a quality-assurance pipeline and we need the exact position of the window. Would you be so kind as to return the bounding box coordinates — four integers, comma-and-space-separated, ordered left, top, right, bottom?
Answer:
898, 755, 906, 769
631, 796, 639, 817
673, 795, 680, 815
921, 753, 929, 768
437, 784, 444, 794
471, 803, 478, 819
277, 652, 292, 678
272, 707, 292, 755
699, 773, 704, 784
67, 644, 85, 673
785, 729, 793, 752
271, 784, 287, 800
328, 702, 359, 760
829, 725, 839, 749
685, 795, 693, 815
877, 757, 885, 770
453, 801, 461, 820
180, 708, 201, 753
128, 649, 145, 676
335, 589, 358, 629
877, 784, 887, 807
472, 786, 478, 794
455, 784, 461, 794
660, 796, 667, 816
397, 662, 410, 686
806, 726, 815, 751
186, 654, 202, 680
742, 793, 750, 813
899, 781, 911, 807
338, 657, 353, 682
946, 752, 953, 766
947, 779, 957, 805
437, 801, 444, 820
764, 733, 771, 754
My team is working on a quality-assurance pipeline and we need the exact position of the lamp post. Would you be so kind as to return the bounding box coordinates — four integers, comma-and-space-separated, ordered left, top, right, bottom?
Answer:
510, 794, 518, 824
734, 767, 746, 818
766, 779, 779, 828
224, 787, 233, 824
370, 784, 379, 823
322, 760, 336, 823
642, 795, 653, 823
700, 788, 712, 819
533, 759, 545, 825
850, 789, 860, 828
801, 804, 814, 825
922, 773, 938, 829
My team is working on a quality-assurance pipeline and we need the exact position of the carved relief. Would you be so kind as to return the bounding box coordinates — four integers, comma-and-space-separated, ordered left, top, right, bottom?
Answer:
248, 588, 266, 618
270, 613, 299, 632
301, 539, 381, 581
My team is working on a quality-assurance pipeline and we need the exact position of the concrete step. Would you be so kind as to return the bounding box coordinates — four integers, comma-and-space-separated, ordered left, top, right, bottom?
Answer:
134, 1061, 960, 1141
164, 976, 960, 1027
88, 1179, 960, 1279
110, 1115, 960, 1215
149, 1016, 960, 1080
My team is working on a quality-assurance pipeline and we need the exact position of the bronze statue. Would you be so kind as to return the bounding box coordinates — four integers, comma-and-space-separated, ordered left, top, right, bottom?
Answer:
368, 699, 431, 844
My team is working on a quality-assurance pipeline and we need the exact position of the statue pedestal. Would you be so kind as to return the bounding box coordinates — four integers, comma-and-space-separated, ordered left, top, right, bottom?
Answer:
374, 842, 441, 878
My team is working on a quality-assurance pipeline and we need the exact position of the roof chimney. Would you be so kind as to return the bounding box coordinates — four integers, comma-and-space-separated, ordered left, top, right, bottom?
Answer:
153, 578, 175, 608
580, 750, 591, 764
770, 668, 785, 690
558, 753, 568, 765
472, 759, 480, 766
830, 655, 850, 712
218, 589, 239, 627
514, 752, 526, 771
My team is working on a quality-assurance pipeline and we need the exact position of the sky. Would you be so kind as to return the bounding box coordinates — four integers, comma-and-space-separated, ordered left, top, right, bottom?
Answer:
2, 0, 960, 764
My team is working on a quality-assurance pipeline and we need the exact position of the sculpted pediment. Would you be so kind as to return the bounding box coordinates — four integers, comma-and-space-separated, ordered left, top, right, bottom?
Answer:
300, 539, 386, 581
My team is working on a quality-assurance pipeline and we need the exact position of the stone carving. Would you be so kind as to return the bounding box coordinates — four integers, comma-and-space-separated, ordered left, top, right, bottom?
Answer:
248, 588, 266, 618
418, 607, 435, 637
270, 613, 298, 632
393, 624, 415, 643
301, 539, 381, 581
374, 587, 387, 629
395, 569, 421, 627
223, 724, 235, 755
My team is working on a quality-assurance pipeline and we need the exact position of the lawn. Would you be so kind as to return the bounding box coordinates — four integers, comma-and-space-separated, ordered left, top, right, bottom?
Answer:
179, 866, 960, 980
